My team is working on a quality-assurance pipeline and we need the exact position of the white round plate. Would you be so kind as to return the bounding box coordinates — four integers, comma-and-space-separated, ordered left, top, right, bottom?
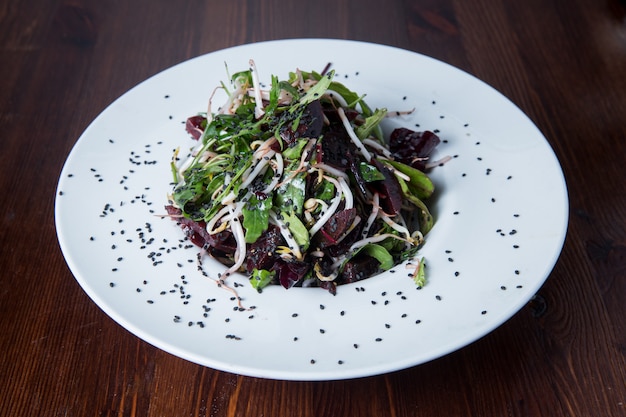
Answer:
55, 39, 568, 381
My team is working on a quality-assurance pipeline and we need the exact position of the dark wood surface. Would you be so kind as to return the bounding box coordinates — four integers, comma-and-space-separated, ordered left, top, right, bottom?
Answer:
1, 0, 625, 416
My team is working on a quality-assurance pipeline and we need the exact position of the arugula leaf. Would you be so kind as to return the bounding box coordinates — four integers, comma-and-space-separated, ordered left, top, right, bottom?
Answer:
242, 193, 272, 243
355, 108, 387, 139
413, 257, 426, 288
342, 243, 394, 271
280, 211, 310, 251
358, 162, 386, 182
250, 268, 275, 291
313, 177, 335, 202
396, 176, 434, 235
293, 70, 334, 110
359, 243, 394, 270
282, 138, 308, 160
384, 159, 434, 200
274, 171, 306, 215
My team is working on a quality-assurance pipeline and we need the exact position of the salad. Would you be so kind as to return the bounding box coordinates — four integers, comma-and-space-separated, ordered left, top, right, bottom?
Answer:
165, 61, 444, 295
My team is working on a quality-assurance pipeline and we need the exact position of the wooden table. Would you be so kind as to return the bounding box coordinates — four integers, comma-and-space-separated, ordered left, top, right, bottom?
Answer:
2, 0, 625, 415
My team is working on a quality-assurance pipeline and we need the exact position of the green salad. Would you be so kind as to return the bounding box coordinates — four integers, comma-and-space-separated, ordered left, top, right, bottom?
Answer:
165, 60, 443, 294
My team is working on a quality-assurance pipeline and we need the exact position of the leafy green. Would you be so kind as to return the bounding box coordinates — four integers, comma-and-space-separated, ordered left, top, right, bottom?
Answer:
293, 70, 334, 110
396, 176, 434, 235
280, 211, 310, 251
274, 171, 306, 215
250, 268, 275, 291
168, 64, 442, 294
355, 108, 387, 140
358, 162, 386, 182
359, 243, 394, 270
242, 193, 272, 243
384, 159, 434, 200
413, 257, 426, 288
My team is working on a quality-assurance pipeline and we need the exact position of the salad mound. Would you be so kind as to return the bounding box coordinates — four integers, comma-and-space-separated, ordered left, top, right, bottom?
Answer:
166, 61, 442, 295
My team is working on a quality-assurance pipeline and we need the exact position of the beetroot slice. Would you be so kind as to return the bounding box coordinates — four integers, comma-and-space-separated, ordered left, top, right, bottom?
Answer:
185, 115, 206, 140
389, 128, 440, 170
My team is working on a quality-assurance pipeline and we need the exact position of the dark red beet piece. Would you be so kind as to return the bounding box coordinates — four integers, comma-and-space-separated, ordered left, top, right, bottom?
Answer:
317, 208, 357, 246
279, 100, 324, 147
339, 255, 381, 284
246, 225, 284, 272
272, 258, 310, 289
389, 128, 440, 170
165, 205, 236, 255
185, 115, 206, 140
370, 159, 403, 216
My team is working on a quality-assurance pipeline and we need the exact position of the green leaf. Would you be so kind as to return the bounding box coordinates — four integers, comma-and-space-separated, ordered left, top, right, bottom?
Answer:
309, 174, 336, 202
358, 162, 386, 182
396, 176, 434, 235
250, 268, 274, 291
384, 159, 434, 200
280, 211, 310, 251
242, 194, 272, 243
413, 257, 426, 288
230, 69, 253, 86
326, 81, 362, 108
294, 70, 334, 110
358, 243, 394, 270
281, 138, 308, 160
355, 108, 387, 140
278, 80, 299, 100
274, 172, 306, 215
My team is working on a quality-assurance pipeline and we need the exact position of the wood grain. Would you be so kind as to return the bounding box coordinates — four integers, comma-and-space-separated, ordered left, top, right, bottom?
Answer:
1, 0, 625, 416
